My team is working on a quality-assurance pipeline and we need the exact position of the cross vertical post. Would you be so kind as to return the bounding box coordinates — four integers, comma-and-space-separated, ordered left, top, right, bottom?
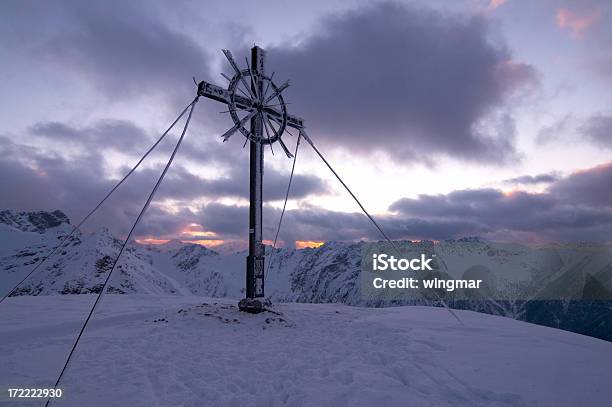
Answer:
241, 46, 266, 312
197, 46, 304, 313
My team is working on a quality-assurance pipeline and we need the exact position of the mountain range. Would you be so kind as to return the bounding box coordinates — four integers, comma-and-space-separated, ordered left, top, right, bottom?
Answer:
1, 209, 611, 341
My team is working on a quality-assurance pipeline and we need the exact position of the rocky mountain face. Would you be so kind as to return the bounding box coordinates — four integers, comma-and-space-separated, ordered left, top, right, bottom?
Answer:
1, 210, 611, 341
0, 209, 70, 233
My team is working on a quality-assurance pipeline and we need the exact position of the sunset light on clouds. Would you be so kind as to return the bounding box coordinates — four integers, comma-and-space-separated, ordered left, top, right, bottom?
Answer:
556, 8, 600, 37
1, 0, 611, 248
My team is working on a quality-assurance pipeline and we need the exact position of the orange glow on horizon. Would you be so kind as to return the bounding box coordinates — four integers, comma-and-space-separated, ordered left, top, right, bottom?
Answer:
184, 231, 217, 237
295, 240, 325, 249
186, 239, 226, 247
501, 189, 520, 197
179, 223, 218, 238
136, 238, 170, 245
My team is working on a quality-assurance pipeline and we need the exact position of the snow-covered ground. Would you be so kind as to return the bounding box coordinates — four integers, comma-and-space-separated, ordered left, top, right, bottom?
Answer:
1, 294, 611, 407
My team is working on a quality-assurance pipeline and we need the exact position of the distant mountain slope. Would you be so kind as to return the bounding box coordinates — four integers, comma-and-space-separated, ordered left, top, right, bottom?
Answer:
0, 211, 187, 296
0, 209, 70, 233
1, 210, 611, 340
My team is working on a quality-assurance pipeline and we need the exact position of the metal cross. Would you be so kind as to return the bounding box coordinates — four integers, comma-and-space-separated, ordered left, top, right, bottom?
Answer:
197, 46, 304, 313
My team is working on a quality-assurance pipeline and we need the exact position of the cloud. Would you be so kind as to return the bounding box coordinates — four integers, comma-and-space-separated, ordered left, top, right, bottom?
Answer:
535, 114, 573, 145
143, 162, 612, 245
30, 120, 151, 154
0, 117, 328, 239
556, 8, 600, 38
488, 0, 507, 11
0, 1, 211, 104
389, 163, 612, 242
580, 114, 612, 148
2, 128, 610, 244
256, 2, 536, 164
390, 188, 554, 229
536, 113, 612, 149
0, 136, 131, 233
192, 203, 248, 239
550, 162, 612, 207
502, 172, 560, 185
548, 2, 612, 84
148, 162, 328, 203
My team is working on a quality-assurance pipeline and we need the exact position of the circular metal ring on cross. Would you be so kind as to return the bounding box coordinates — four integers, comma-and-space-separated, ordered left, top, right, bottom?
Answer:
227, 69, 288, 144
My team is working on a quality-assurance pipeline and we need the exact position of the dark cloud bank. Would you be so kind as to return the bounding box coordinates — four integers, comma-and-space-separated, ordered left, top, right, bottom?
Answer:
388, 162, 612, 242
0, 127, 327, 239
0, 1, 211, 104
2, 1, 537, 162
264, 2, 536, 163
145, 161, 612, 244
3, 124, 610, 244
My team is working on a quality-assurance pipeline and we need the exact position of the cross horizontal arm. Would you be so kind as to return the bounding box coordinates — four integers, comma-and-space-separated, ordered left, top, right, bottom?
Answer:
197, 80, 305, 130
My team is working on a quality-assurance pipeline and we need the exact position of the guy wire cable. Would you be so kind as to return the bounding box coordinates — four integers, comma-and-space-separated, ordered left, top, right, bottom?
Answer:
299, 128, 464, 326
0, 97, 197, 306
44, 97, 198, 407
264, 131, 302, 280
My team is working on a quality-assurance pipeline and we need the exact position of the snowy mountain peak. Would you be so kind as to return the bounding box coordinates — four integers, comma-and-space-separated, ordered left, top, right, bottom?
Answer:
85, 227, 121, 249
0, 209, 70, 233
142, 239, 189, 253
173, 243, 219, 258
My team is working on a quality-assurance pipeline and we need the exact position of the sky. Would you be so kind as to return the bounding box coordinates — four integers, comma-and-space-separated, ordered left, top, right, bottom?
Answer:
0, 0, 611, 250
